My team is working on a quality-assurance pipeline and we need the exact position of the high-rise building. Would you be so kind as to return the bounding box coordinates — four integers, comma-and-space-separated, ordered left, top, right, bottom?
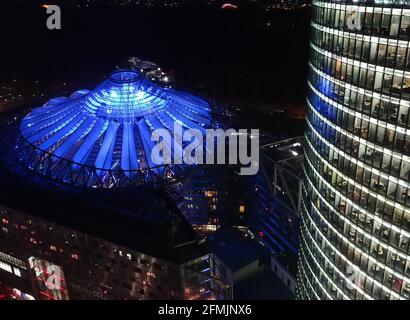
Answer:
297, 0, 410, 299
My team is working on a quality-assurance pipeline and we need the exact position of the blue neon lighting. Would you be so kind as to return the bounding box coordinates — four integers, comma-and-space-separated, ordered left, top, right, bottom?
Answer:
19, 70, 213, 186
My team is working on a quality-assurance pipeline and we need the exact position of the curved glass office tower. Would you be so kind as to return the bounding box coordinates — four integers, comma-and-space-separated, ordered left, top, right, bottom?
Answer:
297, 0, 410, 299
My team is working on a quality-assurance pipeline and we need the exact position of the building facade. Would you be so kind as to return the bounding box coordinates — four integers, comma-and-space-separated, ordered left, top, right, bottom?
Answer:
0, 203, 228, 300
178, 166, 247, 235
297, 0, 410, 299
249, 137, 304, 294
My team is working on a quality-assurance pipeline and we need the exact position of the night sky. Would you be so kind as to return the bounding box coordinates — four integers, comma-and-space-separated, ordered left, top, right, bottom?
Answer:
0, 2, 310, 106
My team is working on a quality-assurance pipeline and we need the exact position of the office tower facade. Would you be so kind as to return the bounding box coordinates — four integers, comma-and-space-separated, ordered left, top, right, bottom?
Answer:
297, 0, 410, 299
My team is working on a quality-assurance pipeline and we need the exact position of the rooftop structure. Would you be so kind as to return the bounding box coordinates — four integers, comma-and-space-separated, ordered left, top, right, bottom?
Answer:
18, 70, 213, 189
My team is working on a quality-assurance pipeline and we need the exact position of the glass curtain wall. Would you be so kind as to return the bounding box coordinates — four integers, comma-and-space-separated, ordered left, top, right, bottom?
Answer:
297, 0, 410, 300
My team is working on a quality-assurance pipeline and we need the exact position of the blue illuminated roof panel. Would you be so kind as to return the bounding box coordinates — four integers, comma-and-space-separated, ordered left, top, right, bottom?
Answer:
18, 70, 213, 188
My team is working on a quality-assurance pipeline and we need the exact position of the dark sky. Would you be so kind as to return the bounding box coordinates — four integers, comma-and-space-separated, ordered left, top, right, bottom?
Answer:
0, 3, 310, 106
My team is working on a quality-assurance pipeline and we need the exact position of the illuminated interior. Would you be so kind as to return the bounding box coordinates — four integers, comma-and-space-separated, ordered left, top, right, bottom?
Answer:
18, 70, 213, 188
297, 0, 410, 300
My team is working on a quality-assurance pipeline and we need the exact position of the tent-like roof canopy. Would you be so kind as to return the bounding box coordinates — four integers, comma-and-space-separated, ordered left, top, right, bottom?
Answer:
18, 70, 213, 188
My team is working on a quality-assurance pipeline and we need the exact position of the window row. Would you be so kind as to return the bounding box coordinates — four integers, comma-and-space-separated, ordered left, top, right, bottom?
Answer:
306, 121, 410, 228
304, 135, 410, 239
307, 130, 410, 218
310, 49, 410, 99
306, 122, 410, 213
301, 206, 410, 300
306, 127, 410, 235
307, 96, 410, 179
314, 0, 410, 7
298, 245, 345, 299
309, 68, 410, 130
312, 26, 410, 71
300, 221, 377, 300
313, 4, 410, 40
303, 176, 410, 279
308, 86, 410, 166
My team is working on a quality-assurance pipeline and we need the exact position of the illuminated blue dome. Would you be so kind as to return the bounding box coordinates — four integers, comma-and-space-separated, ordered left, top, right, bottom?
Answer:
18, 70, 213, 188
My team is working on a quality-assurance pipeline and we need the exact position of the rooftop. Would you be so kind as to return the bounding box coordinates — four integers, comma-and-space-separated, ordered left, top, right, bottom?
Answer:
206, 227, 267, 272
234, 269, 294, 300
18, 69, 214, 188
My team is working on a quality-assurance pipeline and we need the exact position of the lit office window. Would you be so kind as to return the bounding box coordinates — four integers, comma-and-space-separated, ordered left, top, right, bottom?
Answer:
297, 0, 410, 300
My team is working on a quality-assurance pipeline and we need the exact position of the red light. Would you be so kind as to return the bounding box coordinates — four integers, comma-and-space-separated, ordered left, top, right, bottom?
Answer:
222, 3, 238, 10
258, 231, 264, 238
39, 291, 57, 300
1, 218, 9, 224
